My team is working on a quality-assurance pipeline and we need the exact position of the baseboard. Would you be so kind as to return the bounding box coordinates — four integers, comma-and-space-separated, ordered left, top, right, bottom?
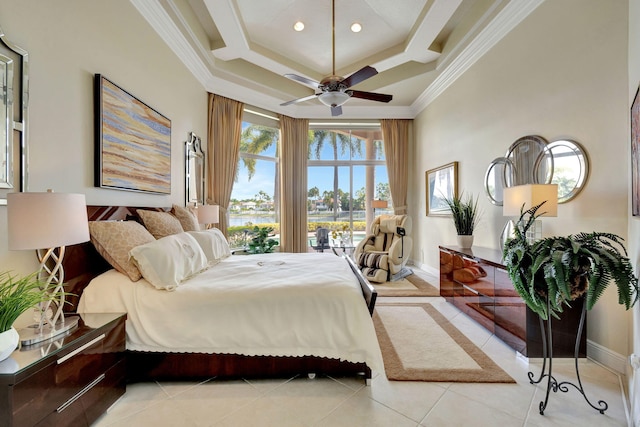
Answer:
409, 259, 439, 277
587, 339, 628, 374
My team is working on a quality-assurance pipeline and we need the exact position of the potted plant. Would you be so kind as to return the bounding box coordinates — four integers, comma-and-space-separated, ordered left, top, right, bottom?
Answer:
442, 192, 480, 248
246, 225, 278, 254
0, 271, 58, 361
502, 202, 639, 320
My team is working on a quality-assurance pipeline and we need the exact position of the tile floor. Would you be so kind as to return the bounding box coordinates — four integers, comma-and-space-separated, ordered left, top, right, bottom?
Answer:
93, 269, 630, 427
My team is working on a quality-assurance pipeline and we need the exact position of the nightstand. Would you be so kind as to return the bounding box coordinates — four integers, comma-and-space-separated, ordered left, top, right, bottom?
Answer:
0, 313, 126, 427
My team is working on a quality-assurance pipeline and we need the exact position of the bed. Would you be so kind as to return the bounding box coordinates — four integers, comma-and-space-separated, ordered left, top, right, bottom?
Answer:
62, 206, 381, 383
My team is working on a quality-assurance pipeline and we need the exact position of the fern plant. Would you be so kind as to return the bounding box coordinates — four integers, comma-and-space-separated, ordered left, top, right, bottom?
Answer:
502, 202, 639, 320
442, 192, 480, 235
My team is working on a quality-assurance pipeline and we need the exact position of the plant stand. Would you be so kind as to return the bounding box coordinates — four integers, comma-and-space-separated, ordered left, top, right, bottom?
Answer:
528, 297, 608, 415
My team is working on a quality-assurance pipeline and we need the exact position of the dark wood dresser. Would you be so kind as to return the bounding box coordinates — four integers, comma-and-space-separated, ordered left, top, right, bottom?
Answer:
439, 245, 586, 358
0, 313, 126, 427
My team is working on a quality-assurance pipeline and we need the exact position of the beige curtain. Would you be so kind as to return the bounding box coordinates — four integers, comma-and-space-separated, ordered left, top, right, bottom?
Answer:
278, 114, 309, 252
206, 94, 244, 236
381, 119, 411, 215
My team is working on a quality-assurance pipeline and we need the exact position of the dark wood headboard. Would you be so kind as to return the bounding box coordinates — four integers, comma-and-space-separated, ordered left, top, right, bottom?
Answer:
62, 206, 167, 312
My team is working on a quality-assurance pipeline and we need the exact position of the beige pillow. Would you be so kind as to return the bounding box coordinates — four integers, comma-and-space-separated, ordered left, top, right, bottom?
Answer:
172, 204, 200, 232
137, 209, 184, 239
88, 221, 156, 281
129, 232, 208, 291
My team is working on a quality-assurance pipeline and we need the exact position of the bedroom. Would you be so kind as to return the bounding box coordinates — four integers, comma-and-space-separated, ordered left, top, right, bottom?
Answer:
0, 0, 638, 425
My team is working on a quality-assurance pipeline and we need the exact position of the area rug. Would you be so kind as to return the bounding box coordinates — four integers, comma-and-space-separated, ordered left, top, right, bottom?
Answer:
373, 303, 515, 383
373, 273, 439, 297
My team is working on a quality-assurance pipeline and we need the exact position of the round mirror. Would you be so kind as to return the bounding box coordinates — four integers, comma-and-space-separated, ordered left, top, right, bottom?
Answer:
505, 135, 553, 185
547, 139, 589, 203
484, 157, 515, 206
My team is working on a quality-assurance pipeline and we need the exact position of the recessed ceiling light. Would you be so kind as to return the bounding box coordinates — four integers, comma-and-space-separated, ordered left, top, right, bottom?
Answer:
351, 22, 362, 33
294, 21, 305, 31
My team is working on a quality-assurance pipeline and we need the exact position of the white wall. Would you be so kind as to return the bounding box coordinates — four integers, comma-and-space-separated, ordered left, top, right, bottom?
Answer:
628, 0, 640, 422
411, 0, 632, 365
0, 0, 208, 274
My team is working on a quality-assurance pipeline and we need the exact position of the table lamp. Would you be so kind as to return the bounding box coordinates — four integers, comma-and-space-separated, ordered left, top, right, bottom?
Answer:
7, 190, 89, 345
503, 184, 558, 244
197, 204, 219, 229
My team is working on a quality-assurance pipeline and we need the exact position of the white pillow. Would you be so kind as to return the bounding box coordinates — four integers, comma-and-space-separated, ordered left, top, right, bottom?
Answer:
129, 232, 208, 291
188, 228, 232, 264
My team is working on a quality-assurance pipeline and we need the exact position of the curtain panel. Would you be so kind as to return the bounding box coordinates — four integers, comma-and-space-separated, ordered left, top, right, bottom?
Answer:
381, 119, 411, 215
278, 115, 309, 253
207, 94, 244, 236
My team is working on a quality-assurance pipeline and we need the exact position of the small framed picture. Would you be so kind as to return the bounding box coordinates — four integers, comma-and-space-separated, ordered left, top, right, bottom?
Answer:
426, 161, 458, 216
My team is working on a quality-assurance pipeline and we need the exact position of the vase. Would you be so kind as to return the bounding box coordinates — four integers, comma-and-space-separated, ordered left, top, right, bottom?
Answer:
457, 235, 474, 249
0, 327, 19, 362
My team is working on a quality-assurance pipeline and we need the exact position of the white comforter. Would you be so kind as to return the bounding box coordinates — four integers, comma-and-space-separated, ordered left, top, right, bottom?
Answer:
78, 252, 383, 372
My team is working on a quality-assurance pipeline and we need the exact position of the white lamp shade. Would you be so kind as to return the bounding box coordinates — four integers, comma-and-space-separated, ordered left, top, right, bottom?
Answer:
197, 204, 219, 224
318, 91, 350, 107
503, 184, 558, 217
7, 192, 90, 250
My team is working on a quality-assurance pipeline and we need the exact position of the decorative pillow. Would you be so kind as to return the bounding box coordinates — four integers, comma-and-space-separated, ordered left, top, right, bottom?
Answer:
137, 209, 184, 239
88, 221, 156, 281
172, 204, 200, 232
188, 228, 232, 264
129, 232, 208, 291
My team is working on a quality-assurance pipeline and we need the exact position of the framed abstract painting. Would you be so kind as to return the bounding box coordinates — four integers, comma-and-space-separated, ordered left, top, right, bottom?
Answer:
95, 74, 171, 194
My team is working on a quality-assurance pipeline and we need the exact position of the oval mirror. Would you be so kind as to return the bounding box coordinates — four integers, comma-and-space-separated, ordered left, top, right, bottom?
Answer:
484, 157, 515, 206
547, 139, 589, 203
505, 135, 553, 185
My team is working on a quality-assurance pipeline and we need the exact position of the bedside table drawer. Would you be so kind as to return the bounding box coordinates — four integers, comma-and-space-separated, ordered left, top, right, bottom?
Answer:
7, 315, 125, 427
34, 359, 126, 427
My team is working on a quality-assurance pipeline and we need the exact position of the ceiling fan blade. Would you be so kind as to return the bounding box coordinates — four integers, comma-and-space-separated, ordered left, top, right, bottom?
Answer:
350, 90, 393, 103
340, 66, 378, 88
331, 105, 343, 116
280, 94, 319, 107
284, 74, 321, 90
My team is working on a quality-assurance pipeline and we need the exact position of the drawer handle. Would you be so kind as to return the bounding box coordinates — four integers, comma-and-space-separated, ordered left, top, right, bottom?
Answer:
57, 373, 105, 413
57, 334, 106, 365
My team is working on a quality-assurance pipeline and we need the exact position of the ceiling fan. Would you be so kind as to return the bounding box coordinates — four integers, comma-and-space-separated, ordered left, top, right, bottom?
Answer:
280, 0, 392, 116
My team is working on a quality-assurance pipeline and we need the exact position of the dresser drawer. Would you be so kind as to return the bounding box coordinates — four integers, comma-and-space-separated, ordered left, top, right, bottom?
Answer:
10, 318, 125, 427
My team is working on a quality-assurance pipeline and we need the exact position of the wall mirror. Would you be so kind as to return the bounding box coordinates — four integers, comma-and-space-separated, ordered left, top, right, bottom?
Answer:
0, 26, 28, 205
485, 134, 588, 205
185, 132, 205, 206
484, 157, 514, 206
547, 139, 589, 203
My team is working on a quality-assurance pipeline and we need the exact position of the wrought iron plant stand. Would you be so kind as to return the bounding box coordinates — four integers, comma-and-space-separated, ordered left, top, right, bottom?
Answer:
528, 297, 607, 415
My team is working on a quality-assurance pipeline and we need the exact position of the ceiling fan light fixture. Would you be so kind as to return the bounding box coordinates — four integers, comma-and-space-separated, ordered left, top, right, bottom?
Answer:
293, 21, 305, 31
318, 91, 350, 107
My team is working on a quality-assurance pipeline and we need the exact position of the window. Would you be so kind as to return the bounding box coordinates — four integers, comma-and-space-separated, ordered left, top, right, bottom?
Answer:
307, 125, 390, 247
229, 109, 279, 249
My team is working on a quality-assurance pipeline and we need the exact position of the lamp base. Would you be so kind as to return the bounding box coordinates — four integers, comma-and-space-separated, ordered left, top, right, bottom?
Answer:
18, 315, 80, 346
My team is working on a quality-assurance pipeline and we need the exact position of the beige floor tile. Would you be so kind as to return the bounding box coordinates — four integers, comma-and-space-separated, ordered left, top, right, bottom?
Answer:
362, 374, 448, 423
214, 376, 357, 427
422, 388, 525, 427
315, 392, 420, 427
94, 382, 170, 425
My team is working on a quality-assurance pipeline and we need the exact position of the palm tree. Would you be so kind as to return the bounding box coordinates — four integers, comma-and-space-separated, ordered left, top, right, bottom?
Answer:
308, 130, 361, 221
239, 124, 279, 219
